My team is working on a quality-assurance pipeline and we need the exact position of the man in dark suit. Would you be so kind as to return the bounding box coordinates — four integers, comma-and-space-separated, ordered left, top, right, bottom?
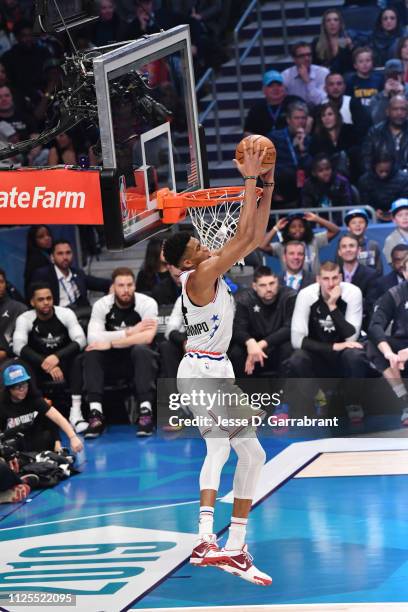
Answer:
32, 240, 110, 311
374, 244, 408, 299
338, 234, 378, 327
280, 240, 315, 291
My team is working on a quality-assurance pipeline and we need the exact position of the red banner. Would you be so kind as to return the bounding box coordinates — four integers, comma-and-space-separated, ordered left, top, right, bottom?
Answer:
0, 168, 104, 225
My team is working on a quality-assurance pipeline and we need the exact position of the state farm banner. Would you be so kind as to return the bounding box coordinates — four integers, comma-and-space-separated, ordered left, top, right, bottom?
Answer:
0, 168, 104, 224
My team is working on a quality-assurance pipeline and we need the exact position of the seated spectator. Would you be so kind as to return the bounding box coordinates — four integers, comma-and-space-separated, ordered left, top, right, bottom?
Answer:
369, 59, 408, 123
383, 198, 408, 262
137, 236, 171, 295
269, 100, 312, 206
13, 282, 87, 434
285, 261, 366, 421
24, 225, 53, 298
229, 266, 295, 377
282, 41, 329, 107
367, 253, 408, 426
324, 73, 358, 127
90, 0, 122, 47
151, 264, 181, 306
260, 212, 340, 275
83, 267, 158, 438
359, 151, 408, 222
0, 268, 26, 363
374, 243, 408, 298
396, 35, 408, 83
370, 7, 404, 67
345, 47, 384, 106
280, 241, 315, 291
48, 131, 92, 166
32, 239, 110, 312
244, 70, 302, 136
302, 154, 353, 217
159, 295, 185, 380
1, 20, 51, 102
344, 208, 383, 274
312, 9, 353, 74
0, 363, 83, 453
362, 94, 408, 172
0, 84, 35, 142
337, 234, 378, 327
310, 101, 360, 178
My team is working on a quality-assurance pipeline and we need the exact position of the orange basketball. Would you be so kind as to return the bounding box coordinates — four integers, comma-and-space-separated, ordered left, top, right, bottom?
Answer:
235, 134, 276, 174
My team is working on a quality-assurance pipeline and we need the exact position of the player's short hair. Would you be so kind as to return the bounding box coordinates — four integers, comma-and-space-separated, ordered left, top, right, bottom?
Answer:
284, 239, 305, 253
391, 244, 408, 258
338, 233, 359, 248
163, 232, 192, 267
318, 261, 340, 274
112, 267, 135, 282
352, 46, 373, 64
253, 265, 278, 282
29, 281, 52, 299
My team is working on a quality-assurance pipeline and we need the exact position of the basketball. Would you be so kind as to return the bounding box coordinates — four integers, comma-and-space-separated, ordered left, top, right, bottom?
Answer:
235, 134, 276, 174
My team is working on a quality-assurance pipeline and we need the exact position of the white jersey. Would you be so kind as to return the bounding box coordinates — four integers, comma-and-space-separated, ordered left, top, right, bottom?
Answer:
180, 270, 234, 354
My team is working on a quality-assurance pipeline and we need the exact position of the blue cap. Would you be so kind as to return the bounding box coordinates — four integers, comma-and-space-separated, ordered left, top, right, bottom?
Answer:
391, 198, 408, 215
263, 70, 283, 87
344, 208, 369, 225
3, 364, 30, 387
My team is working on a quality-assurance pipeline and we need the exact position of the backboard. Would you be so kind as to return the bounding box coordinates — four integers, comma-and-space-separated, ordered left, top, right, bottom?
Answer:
94, 25, 205, 250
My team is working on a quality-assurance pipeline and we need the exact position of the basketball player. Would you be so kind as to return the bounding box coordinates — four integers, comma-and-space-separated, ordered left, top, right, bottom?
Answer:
163, 141, 275, 586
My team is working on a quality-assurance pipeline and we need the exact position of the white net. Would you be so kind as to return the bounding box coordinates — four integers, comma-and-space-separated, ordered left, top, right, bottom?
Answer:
185, 187, 262, 251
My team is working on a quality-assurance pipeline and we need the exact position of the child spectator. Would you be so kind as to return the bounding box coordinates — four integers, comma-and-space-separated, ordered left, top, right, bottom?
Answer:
260, 212, 340, 275
346, 47, 384, 106
344, 208, 383, 274
383, 198, 408, 262
302, 154, 353, 221
312, 9, 353, 74
370, 7, 404, 67
358, 152, 408, 220
0, 364, 83, 454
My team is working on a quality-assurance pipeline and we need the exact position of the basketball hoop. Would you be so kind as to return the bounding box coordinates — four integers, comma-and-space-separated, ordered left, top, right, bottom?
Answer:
157, 186, 263, 252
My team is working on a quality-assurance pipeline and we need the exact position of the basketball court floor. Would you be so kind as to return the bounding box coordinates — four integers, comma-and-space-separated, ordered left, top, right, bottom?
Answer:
0, 425, 407, 612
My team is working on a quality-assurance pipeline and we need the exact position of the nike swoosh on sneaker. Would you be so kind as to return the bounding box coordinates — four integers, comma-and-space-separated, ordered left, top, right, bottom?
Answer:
228, 559, 251, 570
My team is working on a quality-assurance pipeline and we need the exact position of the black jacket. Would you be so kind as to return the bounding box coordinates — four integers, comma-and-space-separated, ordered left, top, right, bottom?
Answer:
32, 266, 110, 308
362, 120, 408, 173
341, 263, 378, 324
369, 281, 408, 344
358, 165, 408, 213
232, 286, 296, 349
373, 270, 402, 300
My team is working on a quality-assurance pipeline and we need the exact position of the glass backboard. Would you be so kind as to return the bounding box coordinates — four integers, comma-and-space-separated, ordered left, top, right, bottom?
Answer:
94, 25, 204, 249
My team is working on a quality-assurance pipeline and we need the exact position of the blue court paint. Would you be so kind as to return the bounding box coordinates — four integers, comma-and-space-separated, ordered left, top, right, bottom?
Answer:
1, 426, 407, 611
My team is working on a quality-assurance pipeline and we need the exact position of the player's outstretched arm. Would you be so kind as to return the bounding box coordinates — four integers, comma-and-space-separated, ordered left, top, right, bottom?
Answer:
189, 142, 266, 294
250, 165, 275, 249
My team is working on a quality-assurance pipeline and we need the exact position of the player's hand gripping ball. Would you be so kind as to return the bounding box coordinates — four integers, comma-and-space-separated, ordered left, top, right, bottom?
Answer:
235, 134, 276, 175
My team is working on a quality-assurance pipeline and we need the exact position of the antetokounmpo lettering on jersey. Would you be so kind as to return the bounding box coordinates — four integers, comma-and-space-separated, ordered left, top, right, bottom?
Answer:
186, 322, 210, 337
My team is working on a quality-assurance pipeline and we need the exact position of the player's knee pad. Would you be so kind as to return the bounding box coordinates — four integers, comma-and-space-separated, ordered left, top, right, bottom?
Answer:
199, 438, 231, 492
230, 437, 266, 499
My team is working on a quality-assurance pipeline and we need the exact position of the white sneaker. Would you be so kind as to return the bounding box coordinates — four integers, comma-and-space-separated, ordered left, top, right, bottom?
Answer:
70, 416, 88, 434
203, 544, 272, 586
190, 534, 220, 566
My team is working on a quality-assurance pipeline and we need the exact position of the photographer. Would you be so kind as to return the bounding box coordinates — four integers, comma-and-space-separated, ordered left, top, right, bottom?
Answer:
0, 364, 83, 454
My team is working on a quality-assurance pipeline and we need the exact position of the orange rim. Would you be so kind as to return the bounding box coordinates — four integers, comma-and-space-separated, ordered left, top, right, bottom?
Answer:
157, 186, 264, 210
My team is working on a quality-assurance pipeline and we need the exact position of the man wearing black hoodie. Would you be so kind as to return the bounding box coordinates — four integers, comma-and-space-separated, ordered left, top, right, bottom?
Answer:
358, 152, 408, 221
0, 269, 26, 363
